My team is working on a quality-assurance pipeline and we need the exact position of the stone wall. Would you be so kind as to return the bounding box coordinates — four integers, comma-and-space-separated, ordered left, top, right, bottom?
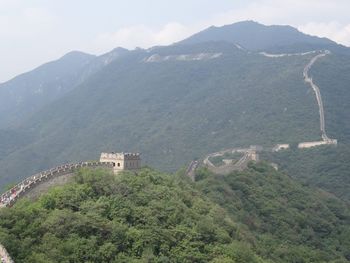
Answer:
0, 243, 14, 263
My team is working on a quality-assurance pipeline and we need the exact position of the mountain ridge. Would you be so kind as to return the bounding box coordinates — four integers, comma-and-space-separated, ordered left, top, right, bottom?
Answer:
0, 21, 349, 203
178, 21, 349, 54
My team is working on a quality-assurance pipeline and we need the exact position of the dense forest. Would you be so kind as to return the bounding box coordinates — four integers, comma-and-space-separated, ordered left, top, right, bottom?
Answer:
1, 166, 349, 262
196, 163, 350, 262
261, 145, 350, 202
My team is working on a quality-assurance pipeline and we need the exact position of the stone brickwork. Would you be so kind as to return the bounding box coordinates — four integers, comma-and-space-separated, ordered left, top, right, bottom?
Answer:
0, 243, 13, 263
100, 152, 141, 174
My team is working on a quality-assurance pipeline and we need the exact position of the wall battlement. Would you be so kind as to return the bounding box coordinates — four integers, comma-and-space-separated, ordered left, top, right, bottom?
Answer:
100, 152, 141, 174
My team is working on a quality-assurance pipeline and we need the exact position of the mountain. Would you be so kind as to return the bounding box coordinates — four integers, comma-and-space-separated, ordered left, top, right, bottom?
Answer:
260, 51, 350, 202
196, 162, 350, 262
0, 51, 95, 129
78, 47, 129, 82
0, 166, 349, 262
179, 21, 349, 54
0, 48, 131, 130
0, 21, 349, 200
262, 144, 350, 202
0, 41, 322, 187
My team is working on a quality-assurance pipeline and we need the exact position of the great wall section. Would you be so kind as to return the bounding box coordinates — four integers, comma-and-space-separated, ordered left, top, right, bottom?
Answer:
185, 50, 339, 178
0, 50, 339, 262
0, 243, 13, 263
0, 162, 113, 208
202, 146, 259, 175
0, 161, 115, 262
260, 49, 337, 150
299, 50, 337, 148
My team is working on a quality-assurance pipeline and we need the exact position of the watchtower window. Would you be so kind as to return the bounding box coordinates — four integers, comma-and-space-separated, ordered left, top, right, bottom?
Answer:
112, 162, 116, 167
117, 163, 120, 167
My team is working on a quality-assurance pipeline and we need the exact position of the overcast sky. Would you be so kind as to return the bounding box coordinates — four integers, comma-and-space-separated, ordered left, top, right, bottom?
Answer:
1, 0, 350, 82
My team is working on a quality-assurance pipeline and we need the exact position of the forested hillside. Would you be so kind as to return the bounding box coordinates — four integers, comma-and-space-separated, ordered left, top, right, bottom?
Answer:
0, 166, 349, 262
260, 52, 350, 203
196, 163, 350, 262
0, 21, 349, 203
310, 53, 350, 143
179, 21, 335, 51
0, 51, 95, 129
261, 145, 350, 202
0, 41, 321, 188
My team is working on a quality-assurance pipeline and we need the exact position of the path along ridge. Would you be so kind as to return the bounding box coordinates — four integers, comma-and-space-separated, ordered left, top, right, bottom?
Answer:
303, 50, 332, 141
0, 161, 113, 262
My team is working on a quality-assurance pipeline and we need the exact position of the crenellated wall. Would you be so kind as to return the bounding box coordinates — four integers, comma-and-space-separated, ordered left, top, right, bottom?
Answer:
0, 243, 14, 263
0, 161, 114, 262
100, 152, 141, 174
0, 161, 113, 208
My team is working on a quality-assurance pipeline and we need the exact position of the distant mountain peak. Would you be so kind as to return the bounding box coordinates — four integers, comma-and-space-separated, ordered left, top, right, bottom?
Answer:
59, 51, 95, 62
178, 21, 337, 52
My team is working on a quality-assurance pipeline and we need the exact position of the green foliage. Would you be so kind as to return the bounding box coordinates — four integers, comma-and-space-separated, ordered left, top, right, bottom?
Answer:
0, 52, 95, 129
0, 41, 321, 188
261, 145, 350, 202
196, 162, 350, 262
179, 21, 336, 51
0, 168, 264, 263
1, 166, 349, 262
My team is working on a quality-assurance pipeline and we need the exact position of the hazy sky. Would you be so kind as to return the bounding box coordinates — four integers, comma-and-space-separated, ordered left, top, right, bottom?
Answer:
1, 0, 350, 82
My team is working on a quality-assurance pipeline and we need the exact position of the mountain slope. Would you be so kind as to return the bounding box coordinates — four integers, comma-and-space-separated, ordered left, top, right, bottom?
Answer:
0, 47, 130, 130
310, 53, 350, 142
179, 21, 349, 54
0, 21, 349, 196
195, 162, 350, 262
0, 168, 266, 263
261, 145, 350, 202
0, 166, 349, 262
259, 52, 350, 203
0, 42, 322, 187
0, 51, 95, 128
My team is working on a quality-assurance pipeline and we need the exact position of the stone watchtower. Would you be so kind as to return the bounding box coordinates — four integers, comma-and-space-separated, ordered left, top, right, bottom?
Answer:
100, 152, 141, 174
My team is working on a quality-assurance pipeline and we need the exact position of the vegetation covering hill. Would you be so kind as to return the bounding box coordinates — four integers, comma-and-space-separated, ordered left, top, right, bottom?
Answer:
0, 21, 349, 200
310, 53, 350, 143
196, 163, 350, 262
0, 51, 95, 129
178, 21, 343, 52
261, 145, 350, 202
0, 48, 131, 131
0, 166, 349, 262
0, 41, 322, 188
260, 52, 350, 203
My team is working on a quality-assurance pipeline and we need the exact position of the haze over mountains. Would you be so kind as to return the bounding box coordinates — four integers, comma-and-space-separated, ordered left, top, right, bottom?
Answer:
179, 21, 350, 54
0, 21, 349, 201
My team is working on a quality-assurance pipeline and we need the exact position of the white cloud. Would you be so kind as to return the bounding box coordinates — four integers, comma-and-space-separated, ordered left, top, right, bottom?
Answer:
153, 23, 191, 45
207, 0, 348, 26
91, 0, 350, 54
92, 22, 193, 52
299, 22, 350, 46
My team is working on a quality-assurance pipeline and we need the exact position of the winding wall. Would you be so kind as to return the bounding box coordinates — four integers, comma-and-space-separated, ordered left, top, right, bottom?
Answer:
0, 161, 113, 208
203, 147, 258, 175
0, 243, 13, 263
303, 51, 329, 140
0, 161, 113, 262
